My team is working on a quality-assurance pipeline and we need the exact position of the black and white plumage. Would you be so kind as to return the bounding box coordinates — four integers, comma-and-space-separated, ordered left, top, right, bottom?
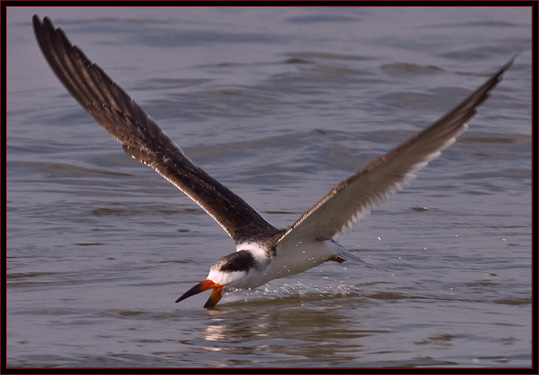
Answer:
33, 15, 514, 308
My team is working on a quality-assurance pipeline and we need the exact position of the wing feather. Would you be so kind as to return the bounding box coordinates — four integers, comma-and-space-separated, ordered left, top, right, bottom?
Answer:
277, 57, 514, 247
33, 15, 278, 242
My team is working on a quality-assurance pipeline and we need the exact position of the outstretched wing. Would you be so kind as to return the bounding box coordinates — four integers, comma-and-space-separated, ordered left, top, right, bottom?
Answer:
277, 57, 514, 248
33, 15, 278, 242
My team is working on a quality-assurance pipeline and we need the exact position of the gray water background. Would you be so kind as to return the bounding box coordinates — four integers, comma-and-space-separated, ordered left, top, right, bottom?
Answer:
6, 6, 532, 368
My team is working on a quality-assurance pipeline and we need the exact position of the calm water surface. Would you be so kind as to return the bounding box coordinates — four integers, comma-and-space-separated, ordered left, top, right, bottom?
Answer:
6, 6, 532, 368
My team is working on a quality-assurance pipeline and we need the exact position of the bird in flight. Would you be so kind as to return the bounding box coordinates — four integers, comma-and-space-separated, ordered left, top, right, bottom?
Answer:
33, 15, 514, 308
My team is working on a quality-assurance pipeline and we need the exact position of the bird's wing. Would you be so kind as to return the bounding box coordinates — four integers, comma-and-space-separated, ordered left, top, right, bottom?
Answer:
276, 57, 514, 249
33, 15, 278, 242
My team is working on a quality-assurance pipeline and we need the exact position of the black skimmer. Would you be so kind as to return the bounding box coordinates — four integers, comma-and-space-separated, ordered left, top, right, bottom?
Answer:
33, 15, 514, 308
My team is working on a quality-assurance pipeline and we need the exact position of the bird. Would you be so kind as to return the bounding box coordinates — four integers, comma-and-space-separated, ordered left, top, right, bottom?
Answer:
33, 15, 514, 308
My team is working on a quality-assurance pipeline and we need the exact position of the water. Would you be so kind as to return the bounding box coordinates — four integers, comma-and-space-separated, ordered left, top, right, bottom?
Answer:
6, 6, 532, 368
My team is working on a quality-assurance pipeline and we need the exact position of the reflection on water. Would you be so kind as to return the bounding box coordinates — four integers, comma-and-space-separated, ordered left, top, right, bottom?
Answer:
201, 307, 369, 364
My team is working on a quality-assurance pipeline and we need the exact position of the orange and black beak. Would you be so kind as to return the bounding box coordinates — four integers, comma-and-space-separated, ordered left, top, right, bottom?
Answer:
175, 280, 224, 308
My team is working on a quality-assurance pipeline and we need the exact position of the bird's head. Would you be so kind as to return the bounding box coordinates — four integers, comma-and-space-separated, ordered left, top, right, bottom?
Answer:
175, 250, 265, 308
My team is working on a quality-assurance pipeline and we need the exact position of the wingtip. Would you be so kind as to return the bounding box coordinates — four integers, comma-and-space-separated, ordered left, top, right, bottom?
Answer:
32, 15, 59, 36
32, 14, 42, 32
498, 54, 517, 77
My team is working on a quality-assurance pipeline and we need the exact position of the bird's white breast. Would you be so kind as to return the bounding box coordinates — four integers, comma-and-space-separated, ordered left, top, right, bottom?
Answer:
261, 239, 339, 283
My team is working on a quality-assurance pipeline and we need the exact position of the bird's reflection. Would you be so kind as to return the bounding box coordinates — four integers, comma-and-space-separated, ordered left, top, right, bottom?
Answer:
198, 291, 377, 363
